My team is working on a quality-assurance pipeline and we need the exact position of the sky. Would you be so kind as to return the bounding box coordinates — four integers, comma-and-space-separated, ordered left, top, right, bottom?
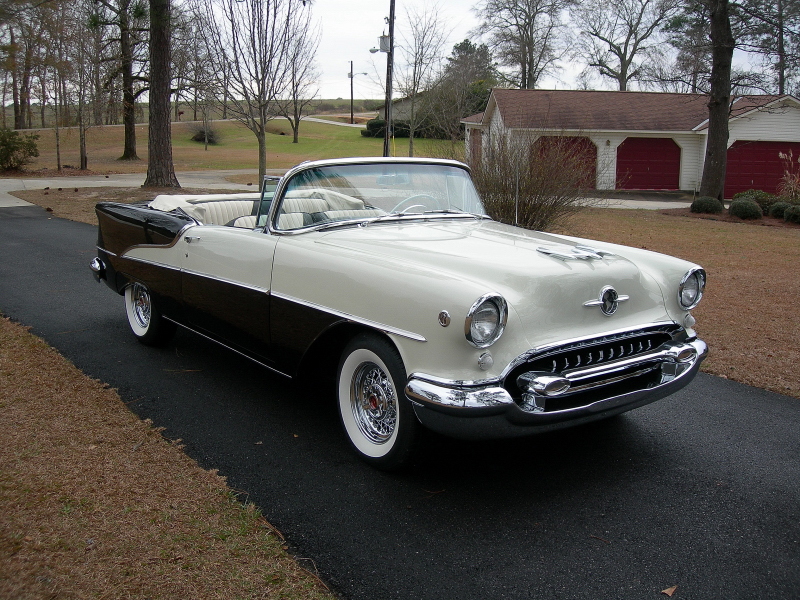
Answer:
312, 0, 481, 100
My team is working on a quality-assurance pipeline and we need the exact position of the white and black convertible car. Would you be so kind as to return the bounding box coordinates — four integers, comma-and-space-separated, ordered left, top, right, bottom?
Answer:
92, 157, 707, 469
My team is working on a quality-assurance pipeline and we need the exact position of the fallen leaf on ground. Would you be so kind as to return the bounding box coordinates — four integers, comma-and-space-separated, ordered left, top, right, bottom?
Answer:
661, 585, 678, 597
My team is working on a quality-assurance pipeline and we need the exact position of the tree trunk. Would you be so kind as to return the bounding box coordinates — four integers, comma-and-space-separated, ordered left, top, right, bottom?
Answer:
10, 29, 21, 130
143, 0, 180, 188
699, 0, 735, 201
257, 129, 267, 184
119, 12, 139, 160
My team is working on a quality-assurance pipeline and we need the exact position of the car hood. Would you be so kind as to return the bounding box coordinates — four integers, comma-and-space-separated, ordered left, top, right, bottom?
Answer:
315, 218, 672, 347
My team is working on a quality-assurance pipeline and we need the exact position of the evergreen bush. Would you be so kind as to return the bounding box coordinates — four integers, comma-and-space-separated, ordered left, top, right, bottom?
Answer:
768, 201, 793, 219
690, 196, 724, 214
729, 198, 763, 219
784, 204, 800, 224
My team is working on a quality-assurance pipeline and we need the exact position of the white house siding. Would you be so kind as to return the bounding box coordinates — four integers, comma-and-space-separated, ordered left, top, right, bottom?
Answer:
728, 100, 800, 144
672, 133, 704, 191
587, 134, 626, 190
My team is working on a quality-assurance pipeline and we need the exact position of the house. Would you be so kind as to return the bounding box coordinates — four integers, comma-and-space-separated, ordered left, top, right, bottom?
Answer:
463, 89, 800, 197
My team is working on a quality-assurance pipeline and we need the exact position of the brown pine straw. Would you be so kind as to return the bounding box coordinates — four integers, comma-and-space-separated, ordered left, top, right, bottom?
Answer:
0, 315, 336, 600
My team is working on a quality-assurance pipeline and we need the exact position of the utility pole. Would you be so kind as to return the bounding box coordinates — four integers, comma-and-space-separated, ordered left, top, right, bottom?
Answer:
383, 0, 395, 157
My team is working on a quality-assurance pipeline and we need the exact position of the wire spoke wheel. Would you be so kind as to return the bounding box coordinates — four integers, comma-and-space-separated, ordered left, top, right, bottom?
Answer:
351, 361, 397, 444
124, 282, 175, 346
337, 334, 418, 470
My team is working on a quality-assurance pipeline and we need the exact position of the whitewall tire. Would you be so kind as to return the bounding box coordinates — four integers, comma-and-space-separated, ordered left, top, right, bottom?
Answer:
124, 283, 175, 346
337, 334, 418, 470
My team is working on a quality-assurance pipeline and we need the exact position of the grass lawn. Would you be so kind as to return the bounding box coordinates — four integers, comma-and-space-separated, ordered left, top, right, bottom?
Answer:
17, 119, 458, 174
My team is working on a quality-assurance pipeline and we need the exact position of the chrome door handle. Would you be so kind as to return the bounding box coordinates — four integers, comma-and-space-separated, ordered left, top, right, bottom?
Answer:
185, 236, 201, 243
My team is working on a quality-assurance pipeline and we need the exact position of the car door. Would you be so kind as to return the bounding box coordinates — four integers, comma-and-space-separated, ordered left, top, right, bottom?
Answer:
180, 225, 278, 363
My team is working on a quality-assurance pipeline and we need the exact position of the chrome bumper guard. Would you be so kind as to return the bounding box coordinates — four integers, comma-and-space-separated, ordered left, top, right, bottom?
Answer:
90, 257, 106, 282
405, 338, 707, 440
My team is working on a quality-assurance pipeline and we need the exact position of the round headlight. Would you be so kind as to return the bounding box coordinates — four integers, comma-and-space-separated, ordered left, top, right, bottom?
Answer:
678, 268, 706, 310
465, 294, 508, 348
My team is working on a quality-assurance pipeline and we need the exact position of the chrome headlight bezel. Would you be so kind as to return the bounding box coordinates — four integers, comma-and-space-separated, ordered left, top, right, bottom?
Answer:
678, 268, 706, 310
465, 293, 508, 348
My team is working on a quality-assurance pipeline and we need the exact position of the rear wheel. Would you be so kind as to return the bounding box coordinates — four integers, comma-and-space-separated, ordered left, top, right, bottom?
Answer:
337, 334, 418, 470
124, 283, 175, 346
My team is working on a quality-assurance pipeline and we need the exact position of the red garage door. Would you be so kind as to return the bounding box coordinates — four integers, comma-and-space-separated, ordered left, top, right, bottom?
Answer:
725, 141, 800, 198
616, 137, 681, 190
534, 136, 597, 189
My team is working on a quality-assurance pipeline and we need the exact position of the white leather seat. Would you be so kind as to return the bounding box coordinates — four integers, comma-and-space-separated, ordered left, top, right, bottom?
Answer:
232, 215, 258, 228
277, 213, 306, 229
199, 200, 257, 225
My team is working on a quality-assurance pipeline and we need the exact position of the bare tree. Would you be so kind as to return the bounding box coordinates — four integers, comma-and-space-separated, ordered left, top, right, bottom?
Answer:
474, 0, 569, 89
198, 0, 310, 181
736, 0, 800, 94
274, 8, 319, 144
143, 0, 180, 187
90, 0, 149, 160
699, 0, 735, 200
573, 0, 680, 91
396, 4, 448, 156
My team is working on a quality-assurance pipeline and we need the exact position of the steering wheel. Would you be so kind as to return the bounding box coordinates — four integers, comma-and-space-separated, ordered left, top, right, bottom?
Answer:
390, 194, 439, 214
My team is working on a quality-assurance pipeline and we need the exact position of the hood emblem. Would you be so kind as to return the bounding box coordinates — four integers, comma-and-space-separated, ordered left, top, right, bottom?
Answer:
584, 286, 629, 316
537, 245, 615, 261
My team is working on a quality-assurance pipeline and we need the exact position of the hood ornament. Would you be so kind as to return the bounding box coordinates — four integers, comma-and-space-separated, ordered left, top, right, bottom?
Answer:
537, 245, 615, 261
584, 286, 629, 316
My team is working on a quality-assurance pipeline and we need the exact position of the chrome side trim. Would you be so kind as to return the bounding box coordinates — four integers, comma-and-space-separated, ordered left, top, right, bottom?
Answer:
116, 254, 181, 272
97, 246, 118, 258
271, 291, 427, 342
181, 269, 270, 294
163, 317, 291, 379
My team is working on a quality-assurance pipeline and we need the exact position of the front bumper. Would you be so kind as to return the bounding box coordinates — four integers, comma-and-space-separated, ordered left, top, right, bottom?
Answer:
405, 337, 707, 440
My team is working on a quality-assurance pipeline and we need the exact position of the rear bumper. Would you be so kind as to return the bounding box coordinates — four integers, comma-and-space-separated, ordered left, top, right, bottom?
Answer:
405, 338, 707, 440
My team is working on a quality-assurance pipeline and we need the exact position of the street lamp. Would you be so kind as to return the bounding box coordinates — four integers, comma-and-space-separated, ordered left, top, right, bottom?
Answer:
370, 0, 395, 157
348, 62, 368, 125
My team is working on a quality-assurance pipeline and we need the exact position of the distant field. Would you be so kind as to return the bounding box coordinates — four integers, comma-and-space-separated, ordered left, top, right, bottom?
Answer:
15, 118, 458, 174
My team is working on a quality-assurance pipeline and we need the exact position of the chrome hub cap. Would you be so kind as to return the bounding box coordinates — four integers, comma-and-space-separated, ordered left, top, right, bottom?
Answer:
351, 362, 397, 444
131, 284, 152, 329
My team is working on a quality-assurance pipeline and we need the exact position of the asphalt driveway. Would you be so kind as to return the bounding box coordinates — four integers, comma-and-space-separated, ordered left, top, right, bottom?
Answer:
0, 205, 797, 599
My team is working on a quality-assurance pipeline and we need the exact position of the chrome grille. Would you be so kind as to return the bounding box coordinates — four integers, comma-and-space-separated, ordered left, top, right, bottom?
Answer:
504, 325, 681, 405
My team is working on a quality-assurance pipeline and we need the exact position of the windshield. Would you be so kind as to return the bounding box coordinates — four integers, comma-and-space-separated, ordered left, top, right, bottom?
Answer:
273, 163, 486, 231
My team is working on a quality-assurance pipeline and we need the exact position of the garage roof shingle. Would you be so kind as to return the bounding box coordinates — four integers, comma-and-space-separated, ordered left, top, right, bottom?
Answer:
484, 89, 785, 132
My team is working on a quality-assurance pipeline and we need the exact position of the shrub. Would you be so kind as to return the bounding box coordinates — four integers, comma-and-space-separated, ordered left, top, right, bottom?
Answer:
360, 118, 411, 138
732, 189, 757, 201
752, 190, 777, 214
470, 132, 594, 231
729, 198, 763, 219
690, 196, 724, 214
732, 189, 777, 214
785, 204, 800, 224
769, 201, 793, 219
190, 124, 219, 145
0, 128, 39, 171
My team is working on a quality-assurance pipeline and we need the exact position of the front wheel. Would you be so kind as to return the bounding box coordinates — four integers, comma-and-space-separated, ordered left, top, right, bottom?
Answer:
337, 334, 418, 470
124, 283, 176, 346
